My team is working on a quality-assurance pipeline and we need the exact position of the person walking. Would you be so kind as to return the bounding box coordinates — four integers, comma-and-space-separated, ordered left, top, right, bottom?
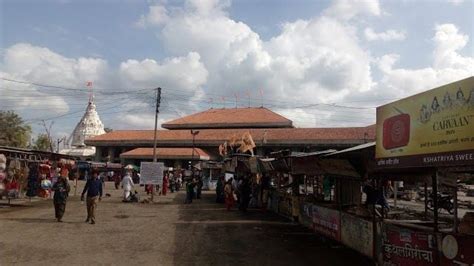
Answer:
113, 172, 121, 190
239, 178, 251, 212
81, 169, 103, 224
185, 179, 195, 204
121, 170, 134, 201
196, 177, 203, 199
216, 176, 224, 203
52, 175, 70, 222
162, 173, 169, 196
224, 179, 235, 211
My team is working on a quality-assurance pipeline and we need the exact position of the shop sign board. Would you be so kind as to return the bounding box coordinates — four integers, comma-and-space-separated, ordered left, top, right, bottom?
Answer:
382, 224, 438, 265
440, 234, 474, 265
312, 205, 341, 241
139, 162, 164, 185
376, 77, 474, 168
341, 213, 373, 258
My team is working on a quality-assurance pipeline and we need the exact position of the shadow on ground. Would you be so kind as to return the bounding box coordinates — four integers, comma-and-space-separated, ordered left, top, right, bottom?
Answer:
171, 191, 374, 266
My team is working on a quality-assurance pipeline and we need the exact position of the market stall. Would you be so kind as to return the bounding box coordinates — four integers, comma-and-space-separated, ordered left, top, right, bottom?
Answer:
373, 77, 474, 265
0, 146, 77, 204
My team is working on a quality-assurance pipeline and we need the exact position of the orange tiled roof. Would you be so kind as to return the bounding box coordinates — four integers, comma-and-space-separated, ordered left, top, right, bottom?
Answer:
120, 148, 210, 160
161, 107, 293, 129
86, 126, 375, 146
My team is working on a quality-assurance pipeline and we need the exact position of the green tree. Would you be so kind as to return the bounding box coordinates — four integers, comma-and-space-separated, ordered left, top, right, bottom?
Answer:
0, 111, 32, 148
33, 133, 54, 151
104, 127, 113, 133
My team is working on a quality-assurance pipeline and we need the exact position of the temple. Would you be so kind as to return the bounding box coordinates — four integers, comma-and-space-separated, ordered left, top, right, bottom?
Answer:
60, 99, 106, 159
85, 107, 375, 167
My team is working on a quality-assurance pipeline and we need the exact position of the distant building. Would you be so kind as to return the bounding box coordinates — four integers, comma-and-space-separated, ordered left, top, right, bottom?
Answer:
85, 107, 374, 167
60, 99, 105, 159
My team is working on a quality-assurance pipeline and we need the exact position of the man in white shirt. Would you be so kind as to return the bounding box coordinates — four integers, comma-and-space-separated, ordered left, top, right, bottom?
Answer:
121, 170, 134, 201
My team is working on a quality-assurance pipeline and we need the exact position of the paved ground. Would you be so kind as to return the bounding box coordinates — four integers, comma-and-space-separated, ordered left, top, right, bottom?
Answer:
0, 182, 373, 266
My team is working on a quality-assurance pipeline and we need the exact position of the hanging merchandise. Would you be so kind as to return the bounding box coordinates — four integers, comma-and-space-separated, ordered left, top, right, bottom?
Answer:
38, 163, 52, 198
26, 163, 39, 197
18, 161, 29, 192
0, 154, 6, 170
41, 178, 52, 189
5, 178, 19, 198
0, 171, 5, 183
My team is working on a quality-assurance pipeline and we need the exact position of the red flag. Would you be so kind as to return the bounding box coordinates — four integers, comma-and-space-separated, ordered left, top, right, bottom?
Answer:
86, 81, 93, 87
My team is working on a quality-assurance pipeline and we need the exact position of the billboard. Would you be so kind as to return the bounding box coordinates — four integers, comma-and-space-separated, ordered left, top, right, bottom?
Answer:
376, 76, 474, 168
139, 162, 164, 185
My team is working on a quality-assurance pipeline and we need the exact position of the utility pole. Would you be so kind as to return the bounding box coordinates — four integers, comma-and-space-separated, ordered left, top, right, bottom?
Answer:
56, 136, 66, 153
152, 87, 162, 163
151, 87, 162, 202
41, 120, 54, 152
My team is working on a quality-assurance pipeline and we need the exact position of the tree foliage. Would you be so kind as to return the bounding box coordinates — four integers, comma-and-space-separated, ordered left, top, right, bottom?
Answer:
104, 127, 113, 133
33, 133, 53, 151
0, 111, 32, 148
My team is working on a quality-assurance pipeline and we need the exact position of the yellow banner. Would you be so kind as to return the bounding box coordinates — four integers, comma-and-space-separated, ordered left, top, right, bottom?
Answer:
376, 76, 474, 159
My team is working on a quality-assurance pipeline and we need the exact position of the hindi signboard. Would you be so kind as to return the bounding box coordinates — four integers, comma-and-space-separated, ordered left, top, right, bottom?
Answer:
139, 162, 164, 185
376, 76, 474, 168
382, 224, 438, 265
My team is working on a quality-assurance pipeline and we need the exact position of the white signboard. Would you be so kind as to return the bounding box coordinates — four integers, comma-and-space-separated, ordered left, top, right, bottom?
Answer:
140, 162, 164, 185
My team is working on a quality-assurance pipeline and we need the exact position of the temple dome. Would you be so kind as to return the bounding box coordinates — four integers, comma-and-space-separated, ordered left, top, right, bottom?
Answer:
70, 100, 105, 147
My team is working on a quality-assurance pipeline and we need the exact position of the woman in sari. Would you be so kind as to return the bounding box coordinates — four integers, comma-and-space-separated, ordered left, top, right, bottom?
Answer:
224, 179, 235, 211
52, 175, 70, 222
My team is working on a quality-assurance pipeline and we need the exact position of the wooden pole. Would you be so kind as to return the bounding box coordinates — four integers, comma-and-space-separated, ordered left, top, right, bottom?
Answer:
454, 185, 458, 233
394, 181, 398, 209
424, 182, 428, 220
433, 173, 439, 232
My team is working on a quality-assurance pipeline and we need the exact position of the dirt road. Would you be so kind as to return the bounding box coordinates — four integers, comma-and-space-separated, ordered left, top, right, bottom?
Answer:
0, 182, 373, 265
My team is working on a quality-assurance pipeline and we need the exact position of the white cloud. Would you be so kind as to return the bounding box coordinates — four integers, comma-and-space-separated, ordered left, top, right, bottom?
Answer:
433, 24, 473, 69
364, 27, 406, 41
374, 24, 473, 98
143, 0, 377, 127
323, 0, 381, 21
135, 4, 169, 28
447, 0, 465, 5
119, 52, 208, 92
1, 43, 110, 116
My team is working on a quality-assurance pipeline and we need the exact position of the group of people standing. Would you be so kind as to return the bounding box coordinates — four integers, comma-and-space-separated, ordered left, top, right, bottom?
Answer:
218, 176, 252, 212
184, 177, 203, 204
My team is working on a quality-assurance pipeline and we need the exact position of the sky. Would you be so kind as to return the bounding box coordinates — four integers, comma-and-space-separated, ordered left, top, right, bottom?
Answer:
1, 0, 473, 144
